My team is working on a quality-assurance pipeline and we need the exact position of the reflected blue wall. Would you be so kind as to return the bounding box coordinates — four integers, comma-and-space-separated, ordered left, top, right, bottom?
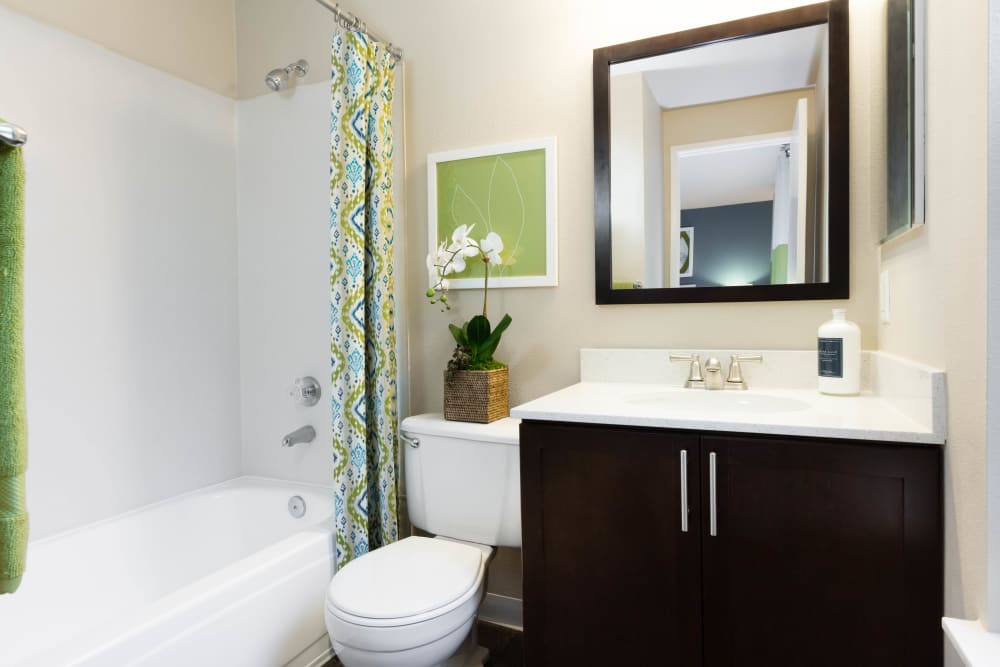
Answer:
679, 201, 773, 287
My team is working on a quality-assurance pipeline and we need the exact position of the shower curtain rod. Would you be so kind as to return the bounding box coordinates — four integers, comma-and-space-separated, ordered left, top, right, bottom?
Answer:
311, 0, 403, 61
0, 121, 27, 147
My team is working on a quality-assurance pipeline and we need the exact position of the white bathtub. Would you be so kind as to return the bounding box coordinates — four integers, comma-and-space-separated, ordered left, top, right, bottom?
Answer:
0, 477, 336, 667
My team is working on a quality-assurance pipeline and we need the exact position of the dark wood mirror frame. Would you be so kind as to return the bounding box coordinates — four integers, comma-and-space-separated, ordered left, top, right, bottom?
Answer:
594, 0, 849, 304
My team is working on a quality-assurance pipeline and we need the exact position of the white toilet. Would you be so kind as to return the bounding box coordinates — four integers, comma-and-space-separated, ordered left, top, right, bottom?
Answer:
324, 413, 521, 667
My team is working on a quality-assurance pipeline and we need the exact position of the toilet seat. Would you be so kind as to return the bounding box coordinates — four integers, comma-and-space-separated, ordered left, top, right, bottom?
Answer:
325, 537, 491, 654
329, 536, 486, 621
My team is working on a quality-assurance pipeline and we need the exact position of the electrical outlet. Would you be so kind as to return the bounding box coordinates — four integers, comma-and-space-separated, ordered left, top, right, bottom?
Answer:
880, 270, 891, 323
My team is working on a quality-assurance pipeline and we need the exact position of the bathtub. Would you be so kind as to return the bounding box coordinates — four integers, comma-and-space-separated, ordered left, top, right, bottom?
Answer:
0, 477, 336, 667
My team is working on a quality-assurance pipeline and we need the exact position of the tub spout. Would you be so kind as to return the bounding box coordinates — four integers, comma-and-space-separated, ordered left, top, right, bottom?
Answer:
282, 425, 316, 448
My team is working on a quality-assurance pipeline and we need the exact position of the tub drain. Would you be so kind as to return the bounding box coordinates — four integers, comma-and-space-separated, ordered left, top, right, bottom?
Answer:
288, 495, 306, 518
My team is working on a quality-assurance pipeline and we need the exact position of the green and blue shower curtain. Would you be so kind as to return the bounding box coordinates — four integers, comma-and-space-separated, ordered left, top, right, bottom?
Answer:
0, 128, 27, 594
329, 31, 398, 568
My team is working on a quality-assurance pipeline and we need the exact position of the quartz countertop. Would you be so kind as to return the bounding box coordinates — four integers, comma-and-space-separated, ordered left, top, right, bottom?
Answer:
510, 349, 946, 445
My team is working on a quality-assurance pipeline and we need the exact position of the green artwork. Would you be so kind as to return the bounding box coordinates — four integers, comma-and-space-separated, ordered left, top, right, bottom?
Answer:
430, 140, 557, 287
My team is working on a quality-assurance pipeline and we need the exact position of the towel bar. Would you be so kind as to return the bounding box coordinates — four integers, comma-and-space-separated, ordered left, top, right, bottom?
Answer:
0, 122, 27, 147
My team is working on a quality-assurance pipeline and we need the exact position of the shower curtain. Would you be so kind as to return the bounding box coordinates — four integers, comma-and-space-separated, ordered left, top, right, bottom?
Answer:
329, 31, 399, 568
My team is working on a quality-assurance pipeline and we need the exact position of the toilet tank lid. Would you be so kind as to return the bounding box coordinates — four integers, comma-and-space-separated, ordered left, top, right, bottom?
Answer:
400, 413, 520, 445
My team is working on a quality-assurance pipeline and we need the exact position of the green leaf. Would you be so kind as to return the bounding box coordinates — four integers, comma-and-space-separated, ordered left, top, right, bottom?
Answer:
448, 323, 467, 347
466, 315, 492, 347
479, 313, 512, 359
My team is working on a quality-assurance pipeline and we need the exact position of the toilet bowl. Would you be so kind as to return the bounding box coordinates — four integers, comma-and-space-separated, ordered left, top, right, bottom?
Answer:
324, 414, 521, 667
325, 537, 493, 667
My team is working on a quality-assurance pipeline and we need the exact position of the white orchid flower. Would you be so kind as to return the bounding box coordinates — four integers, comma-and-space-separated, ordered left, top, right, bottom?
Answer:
451, 224, 475, 245
447, 253, 466, 275
481, 232, 504, 265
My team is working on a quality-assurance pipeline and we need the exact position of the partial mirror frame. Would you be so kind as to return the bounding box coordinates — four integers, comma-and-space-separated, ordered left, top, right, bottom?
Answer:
594, 0, 850, 304
884, 0, 925, 240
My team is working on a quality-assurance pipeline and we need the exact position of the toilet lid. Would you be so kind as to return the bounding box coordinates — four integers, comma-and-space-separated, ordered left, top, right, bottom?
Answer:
328, 537, 485, 620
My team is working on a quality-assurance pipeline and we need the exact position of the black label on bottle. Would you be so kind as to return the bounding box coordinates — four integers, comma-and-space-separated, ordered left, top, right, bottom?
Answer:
818, 338, 843, 378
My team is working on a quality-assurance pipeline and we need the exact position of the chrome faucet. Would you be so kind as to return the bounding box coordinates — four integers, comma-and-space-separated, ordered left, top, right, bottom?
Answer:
671, 352, 763, 390
282, 425, 316, 448
704, 357, 725, 390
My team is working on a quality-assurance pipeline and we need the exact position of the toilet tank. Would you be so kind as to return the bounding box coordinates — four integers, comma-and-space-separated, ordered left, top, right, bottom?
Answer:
400, 413, 521, 547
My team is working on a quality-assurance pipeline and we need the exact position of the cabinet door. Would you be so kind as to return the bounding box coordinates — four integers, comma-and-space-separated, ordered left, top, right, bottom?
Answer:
700, 435, 942, 667
520, 421, 702, 666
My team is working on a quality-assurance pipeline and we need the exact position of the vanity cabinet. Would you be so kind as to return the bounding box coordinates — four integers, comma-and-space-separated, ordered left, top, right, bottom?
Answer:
519, 421, 943, 667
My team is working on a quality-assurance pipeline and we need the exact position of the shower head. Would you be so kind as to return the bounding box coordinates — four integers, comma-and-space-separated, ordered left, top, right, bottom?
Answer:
265, 59, 309, 92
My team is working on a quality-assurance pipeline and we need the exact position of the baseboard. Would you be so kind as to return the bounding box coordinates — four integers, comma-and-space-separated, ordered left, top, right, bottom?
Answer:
478, 593, 523, 631
283, 596, 519, 667
284, 634, 335, 667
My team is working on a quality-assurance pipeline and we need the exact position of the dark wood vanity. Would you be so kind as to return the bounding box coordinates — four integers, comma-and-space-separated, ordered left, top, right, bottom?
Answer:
519, 420, 943, 666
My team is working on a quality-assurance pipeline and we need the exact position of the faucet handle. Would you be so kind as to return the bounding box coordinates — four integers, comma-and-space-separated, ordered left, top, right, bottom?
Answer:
726, 354, 763, 388
670, 352, 704, 387
289, 376, 322, 407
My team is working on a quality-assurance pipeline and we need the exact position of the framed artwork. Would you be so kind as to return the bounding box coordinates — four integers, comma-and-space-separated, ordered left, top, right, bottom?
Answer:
427, 137, 558, 288
680, 227, 694, 278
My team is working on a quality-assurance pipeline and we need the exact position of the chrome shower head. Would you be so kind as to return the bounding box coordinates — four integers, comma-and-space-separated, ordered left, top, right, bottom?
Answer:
265, 59, 309, 92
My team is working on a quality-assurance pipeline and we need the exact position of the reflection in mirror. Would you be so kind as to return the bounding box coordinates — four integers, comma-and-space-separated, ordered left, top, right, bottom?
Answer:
595, 1, 849, 304
611, 25, 826, 289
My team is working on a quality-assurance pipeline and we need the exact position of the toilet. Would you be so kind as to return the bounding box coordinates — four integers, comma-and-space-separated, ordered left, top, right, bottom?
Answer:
324, 413, 521, 667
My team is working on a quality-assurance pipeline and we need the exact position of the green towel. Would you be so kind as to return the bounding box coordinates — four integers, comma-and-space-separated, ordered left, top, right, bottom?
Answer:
0, 132, 27, 595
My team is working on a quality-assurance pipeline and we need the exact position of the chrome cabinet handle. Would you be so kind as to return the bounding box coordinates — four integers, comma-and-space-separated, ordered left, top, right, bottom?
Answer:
680, 449, 689, 533
709, 452, 718, 537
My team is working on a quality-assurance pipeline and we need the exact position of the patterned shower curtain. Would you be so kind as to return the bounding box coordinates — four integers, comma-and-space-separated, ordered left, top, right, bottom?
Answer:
329, 31, 398, 568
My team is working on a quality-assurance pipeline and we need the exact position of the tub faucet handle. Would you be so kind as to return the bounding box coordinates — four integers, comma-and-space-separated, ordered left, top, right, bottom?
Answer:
289, 377, 322, 407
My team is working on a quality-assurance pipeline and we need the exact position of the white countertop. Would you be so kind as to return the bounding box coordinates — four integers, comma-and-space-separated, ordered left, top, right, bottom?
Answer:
510, 349, 947, 445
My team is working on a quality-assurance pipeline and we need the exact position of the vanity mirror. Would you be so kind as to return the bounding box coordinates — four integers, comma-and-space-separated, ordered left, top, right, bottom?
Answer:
594, 1, 849, 304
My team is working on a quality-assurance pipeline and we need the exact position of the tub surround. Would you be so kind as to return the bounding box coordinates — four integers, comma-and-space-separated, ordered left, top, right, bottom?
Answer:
511, 348, 946, 444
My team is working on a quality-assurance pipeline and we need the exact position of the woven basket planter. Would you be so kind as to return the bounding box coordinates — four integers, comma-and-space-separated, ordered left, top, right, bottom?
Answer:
443, 367, 509, 424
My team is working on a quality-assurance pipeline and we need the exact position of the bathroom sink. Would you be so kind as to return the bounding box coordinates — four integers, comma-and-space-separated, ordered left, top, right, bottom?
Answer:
624, 389, 811, 414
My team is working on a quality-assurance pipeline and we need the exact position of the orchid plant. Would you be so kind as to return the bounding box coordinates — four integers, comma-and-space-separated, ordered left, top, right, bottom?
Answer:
426, 225, 512, 372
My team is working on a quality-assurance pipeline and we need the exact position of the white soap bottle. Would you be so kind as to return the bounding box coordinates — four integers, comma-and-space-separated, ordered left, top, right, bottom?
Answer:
817, 308, 861, 395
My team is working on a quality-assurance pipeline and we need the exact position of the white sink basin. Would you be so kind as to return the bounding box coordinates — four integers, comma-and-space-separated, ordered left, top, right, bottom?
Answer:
624, 389, 811, 414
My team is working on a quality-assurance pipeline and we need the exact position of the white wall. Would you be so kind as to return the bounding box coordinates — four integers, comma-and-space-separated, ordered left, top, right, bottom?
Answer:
236, 77, 409, 485
0, 8, 242, 539
236, 83, 334, 484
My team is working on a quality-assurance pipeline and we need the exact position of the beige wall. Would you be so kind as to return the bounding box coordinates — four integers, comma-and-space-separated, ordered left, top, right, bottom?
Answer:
877, 0, 989, 635
361, 0, 880, 413
0, 0, 237, 97
279, 0, 879, 599
235, 0, 341, 98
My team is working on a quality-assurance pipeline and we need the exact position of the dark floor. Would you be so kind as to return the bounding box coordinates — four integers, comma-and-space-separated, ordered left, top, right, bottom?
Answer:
323, 621, 523, 667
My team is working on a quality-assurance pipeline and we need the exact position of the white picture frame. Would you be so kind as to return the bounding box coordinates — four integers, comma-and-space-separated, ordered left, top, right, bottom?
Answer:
427, 137, 558, 289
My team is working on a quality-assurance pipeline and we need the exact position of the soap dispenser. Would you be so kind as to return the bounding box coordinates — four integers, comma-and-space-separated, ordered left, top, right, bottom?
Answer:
817, 308, 861, 395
